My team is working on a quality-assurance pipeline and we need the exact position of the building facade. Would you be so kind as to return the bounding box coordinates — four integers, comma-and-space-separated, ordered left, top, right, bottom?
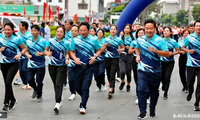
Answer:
162, 1, 180, 15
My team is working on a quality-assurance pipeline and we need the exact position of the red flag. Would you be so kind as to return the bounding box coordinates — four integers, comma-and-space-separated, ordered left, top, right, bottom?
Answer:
56, 6, 60, 20
85, 15, 89, 22
74, 14, 78, 23
43, 2, 46, 21
23, 6, 26, 18
48, 5, 52, 20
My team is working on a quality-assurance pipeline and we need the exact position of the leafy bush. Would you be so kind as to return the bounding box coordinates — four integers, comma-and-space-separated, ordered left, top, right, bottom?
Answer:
49, 26, 57, 38
104, 32, 110, 38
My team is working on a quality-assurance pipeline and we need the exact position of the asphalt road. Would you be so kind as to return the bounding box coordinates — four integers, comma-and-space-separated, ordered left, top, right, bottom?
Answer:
0, 56, 200, 120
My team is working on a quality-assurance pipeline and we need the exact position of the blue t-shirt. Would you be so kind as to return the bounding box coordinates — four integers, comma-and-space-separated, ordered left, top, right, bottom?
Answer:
0, 34, 23, 63
122, 35, 133, 54
65, 30, 72, 40
17, 31, 32, 59
46, 37, 69, 66
65, 36, 78, 67
161, 37, 179, 61
39, 27, 45, 38
132, 31, 136, 40
96, 38, 106, 61
103, 35, 123, 58
26, 36, 47, 68
130, 39, 137, 56
70, 35, 101, 64
184, 32, 200, 67
136, 34, 168, 73
178, 39, 187, 57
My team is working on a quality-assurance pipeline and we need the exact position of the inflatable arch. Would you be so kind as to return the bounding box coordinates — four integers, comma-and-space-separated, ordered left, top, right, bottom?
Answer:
116, 0, 155, 35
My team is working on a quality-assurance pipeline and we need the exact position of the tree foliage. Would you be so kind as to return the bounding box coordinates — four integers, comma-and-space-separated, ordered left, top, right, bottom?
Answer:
192, 4, 200, 20
6, 1, 14, 4
108, 5, 125, 15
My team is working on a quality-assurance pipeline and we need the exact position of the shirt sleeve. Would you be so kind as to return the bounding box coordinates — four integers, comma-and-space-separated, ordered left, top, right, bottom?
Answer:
130, 41, 134, 48
46, 40, 50, 47
94, 39, 101, 50
70, 39, 75, 51
65, 42, 69, 52
119, 39, 123, 45
136, 39, 140, 49
174, 41, 179, 48
102, 39, 107, 44
183, 36, 189, 47
159, 39, 168, 51
18, 37, 23, 46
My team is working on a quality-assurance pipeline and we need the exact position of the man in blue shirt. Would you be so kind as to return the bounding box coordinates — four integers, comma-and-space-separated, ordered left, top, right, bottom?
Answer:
14, 21, 32, 89
70, 22, 102, 114
135, 19, 169, 119
182, 20, 200, 111
25, 25, 46, 102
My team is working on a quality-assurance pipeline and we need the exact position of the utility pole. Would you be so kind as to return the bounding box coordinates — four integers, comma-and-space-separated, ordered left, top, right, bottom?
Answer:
46, 0, 49, 21
89, 0, 91, 22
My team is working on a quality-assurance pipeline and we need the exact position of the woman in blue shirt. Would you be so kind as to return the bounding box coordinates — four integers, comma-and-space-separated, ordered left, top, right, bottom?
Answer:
0, 22, 27, 111
93, 29, 107, 92
178, 29, 190, 92
90, 27, 98, 39
44, 25, 69, 114
103, 25, 125, 99
161, 27, 180, 100
119, 24, 134, 92
39, 22, 45, 38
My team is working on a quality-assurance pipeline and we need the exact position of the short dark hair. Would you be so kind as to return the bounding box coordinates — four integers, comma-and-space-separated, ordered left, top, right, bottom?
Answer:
92, 23, 98, 27
194, 20, 200, 27
20, 21, 29, 30
72, 25, 79, 30
144, 19, 156, 27
79, 22, 90, 30
31, 25, 40, 31
136, 28, 145, 39
46, 22, 50, 25
65, 19, 73, 25
110, 24, 118, 30
41, 22, 45, 28
90, 27, 96, 33
97, 28, 105, 37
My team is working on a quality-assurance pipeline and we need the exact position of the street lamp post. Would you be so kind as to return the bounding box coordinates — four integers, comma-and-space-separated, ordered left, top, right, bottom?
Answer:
89, 0, 91, 23
46, 0, 48, 21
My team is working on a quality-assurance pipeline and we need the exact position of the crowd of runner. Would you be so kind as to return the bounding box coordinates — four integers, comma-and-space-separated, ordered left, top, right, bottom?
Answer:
0, 18, 199, 119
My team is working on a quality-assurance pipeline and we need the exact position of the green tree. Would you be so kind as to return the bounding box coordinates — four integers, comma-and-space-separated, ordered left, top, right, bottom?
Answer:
192, 4, 200, 20
6, 1, 14, 4
108, 5, 125, 15
176, 10, 188, 26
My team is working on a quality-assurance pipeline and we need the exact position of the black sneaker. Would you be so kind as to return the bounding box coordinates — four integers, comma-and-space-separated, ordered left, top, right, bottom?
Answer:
108, 91, 112, 99
126, 85, 131, 92
9, 100, 17, 110
186, 94, 192, 101
150, 109, 156, 118
194, 106, 200, 111
137, 113, 147, 119
32, 90, 37, 99
163, 95, 168, 100
119, 82, 125, 90
2, 104, 9, 111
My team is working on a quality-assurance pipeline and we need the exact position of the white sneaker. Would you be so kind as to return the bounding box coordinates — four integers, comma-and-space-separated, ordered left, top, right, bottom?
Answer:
79, 107, 86, 114
147, 99, 150, 104
101, 85, 107, 91
68, 94, 76, 101
135, 99, 138, 105
54, 103, 61, 114
115, 77, 120, 82
95, 88, 101, 92
60, 96, 64, 107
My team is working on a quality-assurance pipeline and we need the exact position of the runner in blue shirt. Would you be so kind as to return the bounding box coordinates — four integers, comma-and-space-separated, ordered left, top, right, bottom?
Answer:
66, 25, 79, 101
25, 25, 47, 102
44, 25, 69, 114
102, 24, 125, 99
135, 19, 169, 119
178, 29, 190, 93
14, 21, 32, 89
182, 20, 200, 111
70, 22, 102, 114
118, 24, 134, 92
161, 27, 179, 100
64, 19, 73, 89
0, 22, 27, 111
93, 29, 107, 92
129, 28, 145, 104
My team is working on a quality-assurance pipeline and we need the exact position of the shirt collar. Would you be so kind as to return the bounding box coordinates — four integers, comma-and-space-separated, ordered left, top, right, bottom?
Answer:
54, 36, 65, 42
164, 37, 172, 42
3, 34, 15, 41
31, 35, 42, 43
145, 33, 156, 41
108, 35, 117, 39
124, 34, 130, 39
80, 34, 91, 41
65, 30, 71, 34
193, 31, 200, 39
